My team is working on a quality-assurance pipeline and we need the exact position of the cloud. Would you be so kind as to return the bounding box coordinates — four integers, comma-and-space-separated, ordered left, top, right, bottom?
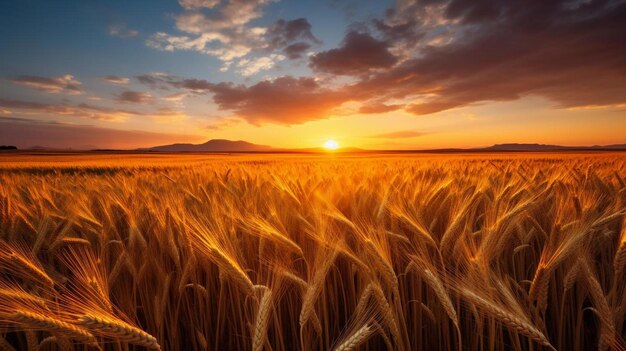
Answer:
0, 98, 139, 122
283, 42, 311, 59
0, 116, 204, 149
347, 0, 626, 114
207, 76, 351, 124
0, 97, 194, 126
178, 0, 220, 9
268, 18, 320, 47
140, 75, 351, 124
135, 72, 177, 90
135, 0, 626, 126
147, 0, 272, 66
146, 1, 320, 76
104, 75, 130, 84
163, 92, 188, 101
368, 131, 426, 139
175, 0, 270, 31
237, 54, 285, 76
358, 102, 403, 114
116, 91, 152, 103
109, 24, 139, 38
310, 31, 398, 75
267, 18, 321, 59
10, 75, 82, 94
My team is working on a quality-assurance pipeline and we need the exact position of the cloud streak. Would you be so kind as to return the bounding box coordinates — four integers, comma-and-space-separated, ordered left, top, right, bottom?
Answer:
116, 91, 153, 103
0, 116, 203, 149
104, 75, 130, 84
10, 75, 82, 95
109, 24, 139, 38
0, 98, 139, 122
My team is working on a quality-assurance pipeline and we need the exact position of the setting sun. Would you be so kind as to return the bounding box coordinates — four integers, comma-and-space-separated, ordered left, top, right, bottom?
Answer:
323, 139, 339, 150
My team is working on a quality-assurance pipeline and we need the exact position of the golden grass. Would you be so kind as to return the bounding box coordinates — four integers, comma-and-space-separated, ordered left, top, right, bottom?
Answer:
0, 152, 623, 350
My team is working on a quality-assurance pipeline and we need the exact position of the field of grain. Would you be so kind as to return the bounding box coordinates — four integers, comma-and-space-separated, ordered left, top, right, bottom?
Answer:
0, 152, 624, 351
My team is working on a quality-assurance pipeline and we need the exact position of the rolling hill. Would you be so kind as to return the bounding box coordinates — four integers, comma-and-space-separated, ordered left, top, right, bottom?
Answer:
147, 139, 273, 152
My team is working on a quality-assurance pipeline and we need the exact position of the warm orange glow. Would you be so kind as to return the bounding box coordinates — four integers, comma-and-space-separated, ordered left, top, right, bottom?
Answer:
323, 139, 339, 150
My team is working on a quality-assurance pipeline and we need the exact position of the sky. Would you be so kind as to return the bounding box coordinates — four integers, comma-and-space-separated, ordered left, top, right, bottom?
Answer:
0, 0, 625, 150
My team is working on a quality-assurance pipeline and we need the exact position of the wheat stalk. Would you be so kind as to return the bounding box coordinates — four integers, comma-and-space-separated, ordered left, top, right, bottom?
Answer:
0, 336, 15, 351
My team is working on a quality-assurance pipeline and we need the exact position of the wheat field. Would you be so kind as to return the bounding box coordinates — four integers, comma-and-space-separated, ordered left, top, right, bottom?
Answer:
0, 152, 624, 351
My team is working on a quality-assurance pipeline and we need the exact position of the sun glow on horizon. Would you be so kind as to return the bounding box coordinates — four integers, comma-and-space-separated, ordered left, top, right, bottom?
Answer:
323, 139, 339, 150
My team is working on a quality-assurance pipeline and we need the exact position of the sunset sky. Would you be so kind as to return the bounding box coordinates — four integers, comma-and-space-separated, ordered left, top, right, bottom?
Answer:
1, 0, 625, 150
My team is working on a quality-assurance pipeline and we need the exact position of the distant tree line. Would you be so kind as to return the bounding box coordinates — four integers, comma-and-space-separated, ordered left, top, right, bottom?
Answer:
0, 146, 17, 150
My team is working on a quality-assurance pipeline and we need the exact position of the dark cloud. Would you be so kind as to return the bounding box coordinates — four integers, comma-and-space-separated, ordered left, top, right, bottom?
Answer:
347, 0, 626, 114
310, 31, 398, 75
268, 18, 320, 59
284, 42, 311, 59
368, 131, 426, 139
0, 99, 48, 110
269, 18, 320, 47
173, 79, 214, 91
116, 91, 152, 103
136, 73, 177, 90
10, 75, 82, 94
0, 116, 203, 149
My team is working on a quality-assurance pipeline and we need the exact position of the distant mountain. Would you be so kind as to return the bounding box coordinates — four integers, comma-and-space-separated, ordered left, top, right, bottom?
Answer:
476, 143, 626, 151
599, 144, 626, 150
147, 140, 626, 153
148, 139, 273, 152
479, 143, 568, 151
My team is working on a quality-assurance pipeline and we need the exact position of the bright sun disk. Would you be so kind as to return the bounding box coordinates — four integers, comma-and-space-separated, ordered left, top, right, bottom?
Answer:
323, 139, 339, 150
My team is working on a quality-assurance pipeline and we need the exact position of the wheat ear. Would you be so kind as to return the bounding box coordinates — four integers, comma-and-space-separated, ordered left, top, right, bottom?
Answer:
78, 315, 161, 350
422, 268, 459, 327
12, 310, 98, 347
333, 324, 374, 351
461, 289, 554, 349
252, 288, 272, 351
